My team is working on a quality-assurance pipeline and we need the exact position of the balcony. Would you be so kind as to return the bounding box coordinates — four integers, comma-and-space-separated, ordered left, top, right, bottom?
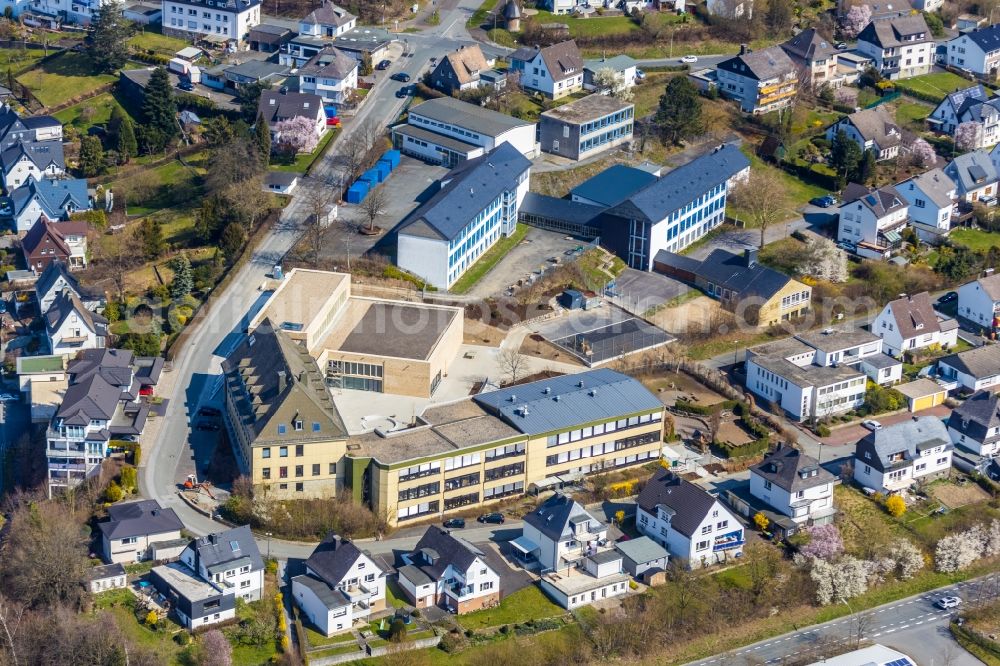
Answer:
48, 462, 87, 472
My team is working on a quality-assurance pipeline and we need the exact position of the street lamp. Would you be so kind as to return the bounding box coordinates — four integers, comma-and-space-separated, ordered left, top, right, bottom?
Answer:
266, 532, 272, 561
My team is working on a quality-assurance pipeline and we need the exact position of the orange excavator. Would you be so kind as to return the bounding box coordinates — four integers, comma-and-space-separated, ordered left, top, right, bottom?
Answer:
183, 474, 215, 499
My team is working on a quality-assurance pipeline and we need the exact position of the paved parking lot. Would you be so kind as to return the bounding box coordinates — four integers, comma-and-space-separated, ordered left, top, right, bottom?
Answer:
465, 227, 582, 298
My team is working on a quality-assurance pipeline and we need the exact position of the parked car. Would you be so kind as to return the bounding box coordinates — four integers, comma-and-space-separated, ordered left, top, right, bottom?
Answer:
477, 512, 505, 524
836, 241, 855, 252
376, 59, 391, 70
938, 291, 958, 304
395, 86, 411, 98
178, 80, 194, 92
836, 42, 847, 49
680, 55, 698, 63
195, 421, 220, 431
862, 419, 883, 432
635, 69, 645, 80
810, 194, 838, 207
391, 72, 411, 82
198, 406, 222, 417
936, 596, 962, 609
443, 518, 466, 529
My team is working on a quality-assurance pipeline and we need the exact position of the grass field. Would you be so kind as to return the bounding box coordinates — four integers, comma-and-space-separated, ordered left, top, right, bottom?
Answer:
530, 9, 641, 37
17, 51, 118, 107
117, 156, 205, 217
456, 586, 565, 631
950, 228, 1000, 252
450, 223, 530, 294
895, 71, 978, 102
0, 47, 47, 74
728, 149, 826, 222
53, 92, 129, 132
129, 27, 190, 55
894, 100, 932, 130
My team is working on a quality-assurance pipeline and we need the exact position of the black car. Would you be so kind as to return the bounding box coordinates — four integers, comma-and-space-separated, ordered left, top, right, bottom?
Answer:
195, 421, 220, 431
199, 406, 221, 417
376, 59, 391, 70
395, 86, 411, 98
938, 291, 958, 303
443, 518, 466, 529
477, 512, 504, 524
390, 72, 411, 82
178, 80, 194, 92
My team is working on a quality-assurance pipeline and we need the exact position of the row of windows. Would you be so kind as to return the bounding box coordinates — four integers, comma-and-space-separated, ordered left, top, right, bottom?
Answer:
444, 472, 480, 492
262, 444, 306, 458
546, 431, 659, 467
485, 461, 524, 481
579, 107, 634, 136
445, 452, 481, 471
260, 463, 331, 479
328, 361, 383, 378
486, 443, 525, 461
780, 290, 810, 308
167, 17, 230, 32
398, 461, 441, 483
275, 421, 323, 436
545, 412, 661, 448
399, 481, 440, 502
547, 449, 658, 478
666, 197, 724, 240
411, 115, 483, 142
579, 124, 632, 153
817, 378, 865, 395
398, 500, 439, 521
484, 480, 523, 499
444, 492, 479, 510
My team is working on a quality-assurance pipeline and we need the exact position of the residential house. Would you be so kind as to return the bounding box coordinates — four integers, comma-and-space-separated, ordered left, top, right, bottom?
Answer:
614, 536, 669, 580
298, 1, 356, 38
430, 45, 492, 94
280, 26, 392, 68
854, 416, 953, 493
509, 40, 584, 99
247, 23, 294, 53
944, 24, 1000, 78
957, 270, 1000, 332
716, 45, 798, 114
636, 468, 744, 568
0, 141, 64, 191
539, 94, 634, 161
535, 0, 575, 15
215, 60, 290, 90
161, 0, 261, 44
938, 343, 1000, 392
597, 143, 751, 270
396, 142, 530, 290
179, 526, 265, 602
583, 55, 639, 92
928, 85, 1000, 149
19, 0, 113, 23
298, 47, 358, 105
749, 444, 836, 527
258, 90, 326, 146
8, 177, 91, 234
539, 549, 629, 609
263, 171, 299, 195
291, 534, 387, 636
150, 562, 236, 629
397, 527, 500, 613
88, 563, 127, 594
825, 106, 901, 161
0, 106, 60, 149
945, 149, 999, 205
780, 28, 844, 88
97, 499, 184, 564
35, 260, 102, 314
706, 0, 751, 17
391, 96, 538, 167
45, 290, 107, 356
872, 291, 959, 357
896, 168, 957, 242
46, 348, 162, 496
836, 182, 909, 259
519, 493, 608, 571
220, 320, 348, 499
17, 354, 67, 423
856, 14, 933, 80
21, 218, 89, 273
654, 248, 812, 326
948, 389, 1000, 456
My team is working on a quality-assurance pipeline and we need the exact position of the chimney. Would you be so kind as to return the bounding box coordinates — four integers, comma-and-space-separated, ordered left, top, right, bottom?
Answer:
744, 248, 758, 267
277, 370, 287, 393
739, 44, 749, 55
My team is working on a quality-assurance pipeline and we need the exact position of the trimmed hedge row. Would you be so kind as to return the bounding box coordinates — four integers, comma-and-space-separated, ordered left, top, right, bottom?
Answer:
674, 398, 740, 415
714, 436, 770, 459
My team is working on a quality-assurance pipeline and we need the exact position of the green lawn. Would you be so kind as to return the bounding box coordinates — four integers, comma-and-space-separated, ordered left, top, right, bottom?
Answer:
270, 128, 338, 173
530, 9, 641, 37
17, 51, 118, 108
894, 101, 932, 129
951, 227, 1000, 252
115, 154, 206, 217
0, 47, 47, 74
129, 27, 191, 55
896, 72, 978, 102
107, 607, 185, 665
53, 92, 126, 132
456, 585, 564, 631
229, 642, 277, 665
385, 577, 409, 609
729, 149, 826, 222
304, 625, 356, 648
449, 223, 530, 294
633, 71, 679, 117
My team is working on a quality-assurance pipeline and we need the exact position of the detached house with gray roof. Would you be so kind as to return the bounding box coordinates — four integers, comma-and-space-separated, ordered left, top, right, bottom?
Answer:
0, 140, 64, 191
292, 534, 387, 636
897, 168, 957, 242
258, 90, 326, 148
856, 14, 933, 80
35, 260, 102, 314
298, 1, 356, 38
825, 106, 901, 161
297, 46, 358, 105
944, 24, 1000, 78
397, 527, 500, 614
45, 290, 107, 356
716, 45, 798, 114
98, 499, 184, 564
396, 142, 531, 290
938, 342, 1000, 392
946, 149, 999, 205
837, 182, 909, 260
929, 85, 1000, 149
957, 271, 1000, 333
948, 390, 1000, 456
509, 40, 584, 99
636, 469, 744, 568
854, 416, 953, 493
749, 444, 836, 528
872, 291, 958, 357
780, 28, 843, 88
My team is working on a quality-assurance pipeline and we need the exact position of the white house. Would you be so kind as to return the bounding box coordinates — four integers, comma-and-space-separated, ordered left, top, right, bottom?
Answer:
873, 292, 959, 357
24, 0, 111, 23
837, 182, 908, 259
396, 527, 500, 614
749, 444, 837, 527
45, 290, 107, 356
928, 85, 1000, 149
636, 469, 744, 568
945, 149, 999, 205
396, 142, 530, 290
150, 561, 238, 629
297, 47, 358, 105
509, 40, 584, 100
89, 563, 127, 594
947, 390, 1000, 457
896, 168, 957, 242
97, 499, 184, 564
944, 25, 1000, 78
35, 260, 103, 314
538, 550, 630, 609
162, 0, 261, 45
298, 1, 356, 38
0, 141, 64, 191
716, 45, 798, 114
258, 90, 326, 147
780, 28, 845, 88
519, 493, 609, 572
854, 416, 953, 493
179, 526, 265, 603
826, 106, 901, 161
938, 343, 1000, 392
291, 534, 387, 637
958, 271, 1000, 332
583, 55, 639, 92
856, 14, 933, 80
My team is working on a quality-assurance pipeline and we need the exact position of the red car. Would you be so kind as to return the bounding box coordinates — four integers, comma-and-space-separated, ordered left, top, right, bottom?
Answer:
326, 116, 341, 127
139, 386, 154, 397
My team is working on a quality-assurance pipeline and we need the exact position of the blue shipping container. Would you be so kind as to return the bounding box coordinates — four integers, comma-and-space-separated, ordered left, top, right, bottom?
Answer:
374, 162, 390, 182
382, 149, 401, 169
346, 181, 369, 204
359, 169, 379, 184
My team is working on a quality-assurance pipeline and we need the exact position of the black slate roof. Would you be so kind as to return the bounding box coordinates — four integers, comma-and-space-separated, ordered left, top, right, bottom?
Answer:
636, 468, 719, 538
305, 534, 384, 587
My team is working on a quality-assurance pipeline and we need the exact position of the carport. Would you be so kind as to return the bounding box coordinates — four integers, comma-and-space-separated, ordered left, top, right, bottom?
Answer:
509, 536, 538, 564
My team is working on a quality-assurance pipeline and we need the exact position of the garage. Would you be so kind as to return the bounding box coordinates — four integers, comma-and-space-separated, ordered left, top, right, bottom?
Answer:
896, 378, 948, 412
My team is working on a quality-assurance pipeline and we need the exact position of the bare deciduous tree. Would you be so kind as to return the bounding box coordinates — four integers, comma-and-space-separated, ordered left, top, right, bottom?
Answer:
341, 130, 368, 181
497, 348, 527, 384
361, 184, 388, 233
852, 611, 873, 649
300, 183, 338, 266
730, 169, 790, 248
97, 226, 140, 303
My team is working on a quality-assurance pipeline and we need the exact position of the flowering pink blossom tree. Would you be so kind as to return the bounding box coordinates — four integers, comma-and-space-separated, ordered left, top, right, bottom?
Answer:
800, 524, 844, 560
274, 115, 320, 154
840, 4, 872, 39
955, 121, 983, 152
909, 138, 937, 167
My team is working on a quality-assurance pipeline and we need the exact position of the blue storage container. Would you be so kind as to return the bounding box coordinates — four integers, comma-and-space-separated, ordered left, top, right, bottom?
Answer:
346, 181, 369, 204
374, 162, 390, 182
324, 105, 337, 117
359, 169, 380, 185
382, 149, 401, 169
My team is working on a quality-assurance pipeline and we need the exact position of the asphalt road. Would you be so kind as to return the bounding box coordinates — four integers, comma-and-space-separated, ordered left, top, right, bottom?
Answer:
687, 575, 998, 666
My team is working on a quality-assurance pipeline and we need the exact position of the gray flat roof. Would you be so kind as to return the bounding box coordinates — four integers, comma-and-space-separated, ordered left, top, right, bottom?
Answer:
409, 97, 533, 137
750, 355, 864, 389
337, 302, 457, 360
541, 94, 633, 124
795, 327, 881, 353
152, 562, 220, 602
392, 123, 479, 154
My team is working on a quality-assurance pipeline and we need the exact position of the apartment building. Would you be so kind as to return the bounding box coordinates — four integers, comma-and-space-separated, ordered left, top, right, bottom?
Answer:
161, 0, 261, 44
896, 168, 957, 242
854, 416, 953, 493
344, 369, 665, 526
837, 182, 909, 259
856, 14, 933, 80
944, 24, 1000, 79
538, 94, 634, 161
509, 40, 584, 99
958, 270, 1000, 332
716, 45, 798, 114
396, 142, 531, 290
825, 106, 901, 161
597, 143, 750, 270
780, 28, 844, 88
872, 292, 959, 357
749, 444, 836, 527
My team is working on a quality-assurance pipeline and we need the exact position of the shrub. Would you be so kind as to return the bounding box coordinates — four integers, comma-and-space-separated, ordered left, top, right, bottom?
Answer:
753, 512, 769, 531
173, 632, 190, 646
815, 424, 832, 438
799, 524, 844, 560
145, 610, 158, 627
628, 580, 638, 590
104, 480, 124, 503
388, 618, 407, 642
885, 494, 906, 517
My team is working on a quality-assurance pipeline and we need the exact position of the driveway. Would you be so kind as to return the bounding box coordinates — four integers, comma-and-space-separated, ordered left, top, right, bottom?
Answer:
464, 227, 581, 299
815, 404, 953, 447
